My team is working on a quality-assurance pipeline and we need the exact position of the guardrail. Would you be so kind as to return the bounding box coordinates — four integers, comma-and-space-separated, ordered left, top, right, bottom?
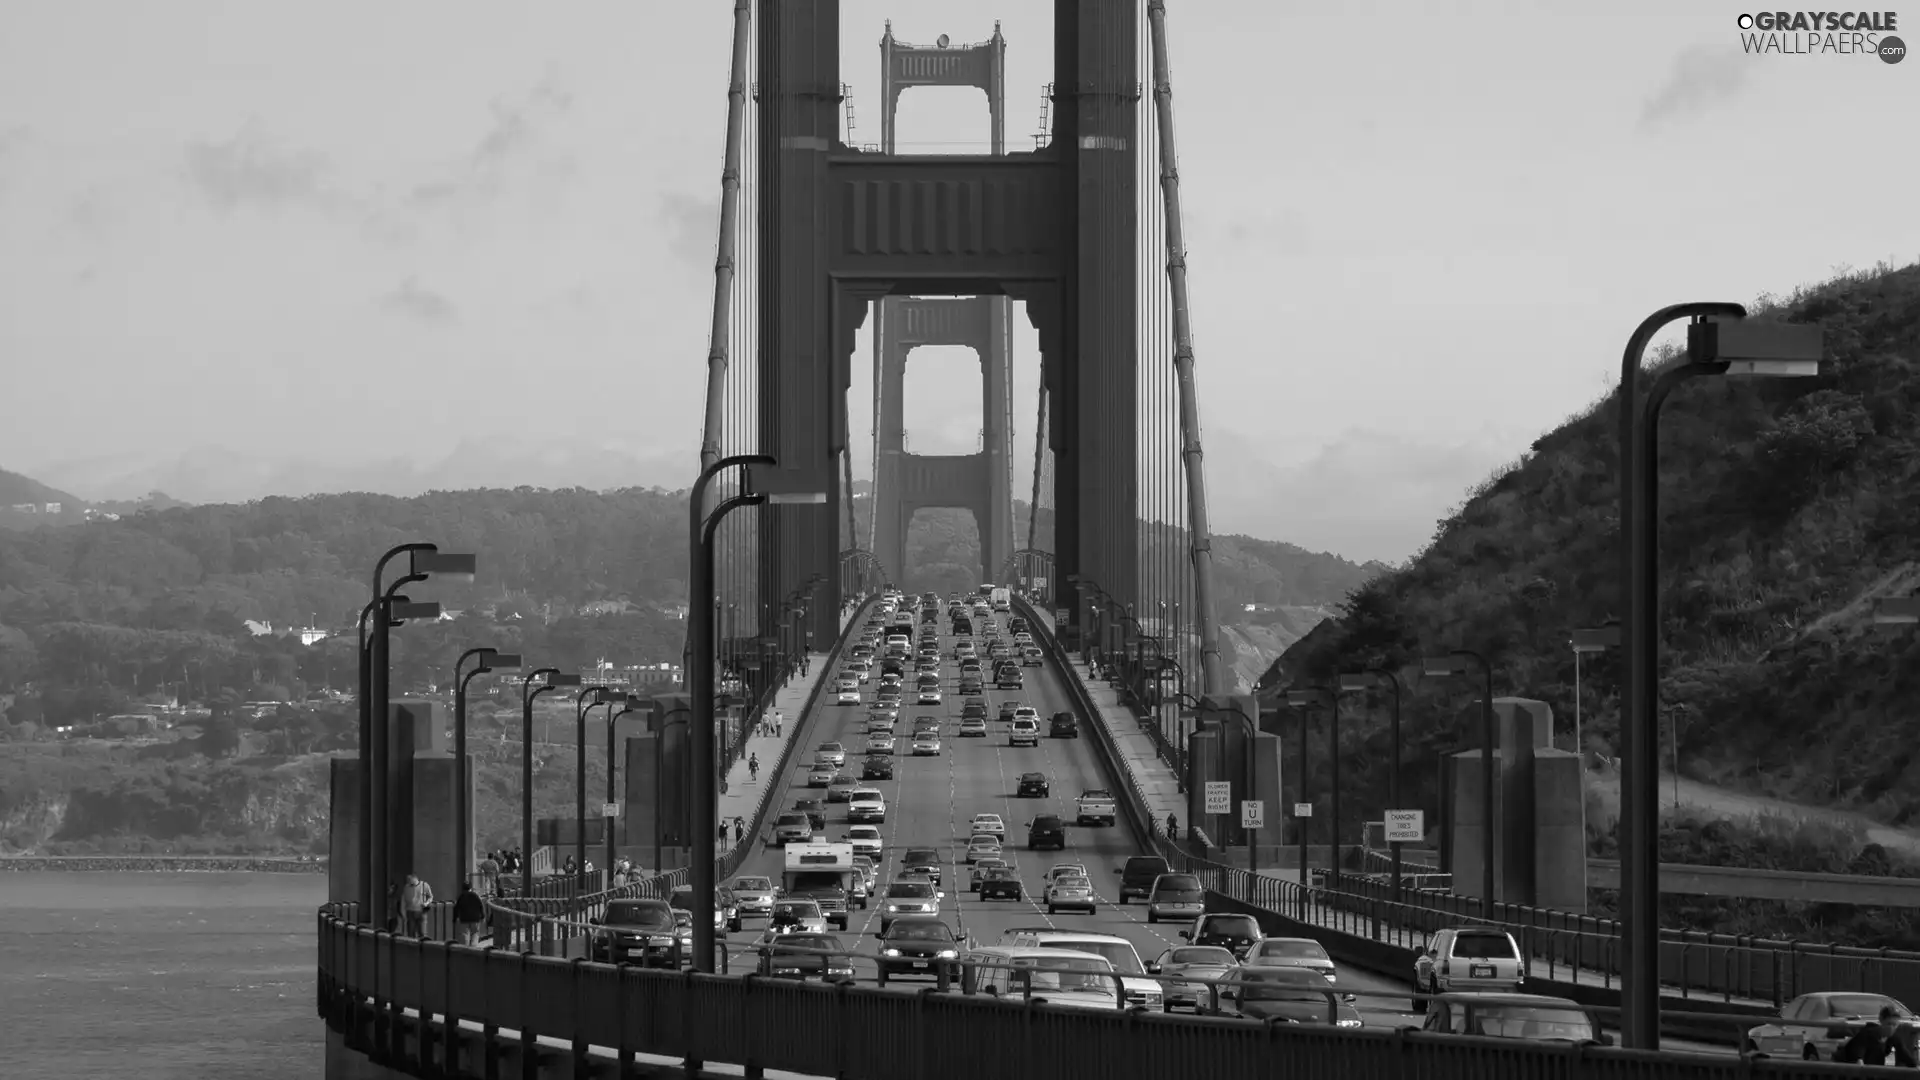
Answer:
318, 901, 1858, 1079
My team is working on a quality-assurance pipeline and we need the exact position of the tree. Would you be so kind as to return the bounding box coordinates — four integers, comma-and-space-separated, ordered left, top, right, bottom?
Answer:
0, 623, 34, 690
199, 699, 242, 758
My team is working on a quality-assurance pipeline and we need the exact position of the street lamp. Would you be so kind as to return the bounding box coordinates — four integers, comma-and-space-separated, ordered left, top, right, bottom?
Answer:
1287, 688, 1340, 888
1569, 625, 1619, 763
574, 685, 622, 899
652, 693, 693, 877
605, 693, 644, 879
520, 668, 581, 895
1617, 308, 1823, 1050
454, 648, 521, 891
1338, 669, 1404, 905
1421, 650, 1497, 922
1873, 591, 1920, 625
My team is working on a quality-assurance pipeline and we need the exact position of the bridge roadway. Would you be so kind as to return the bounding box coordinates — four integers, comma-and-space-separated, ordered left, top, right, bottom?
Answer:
716, 607, 1420, 1025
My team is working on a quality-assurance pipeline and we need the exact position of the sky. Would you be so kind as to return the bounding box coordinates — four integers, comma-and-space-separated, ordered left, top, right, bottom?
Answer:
0, 1, 1913, 564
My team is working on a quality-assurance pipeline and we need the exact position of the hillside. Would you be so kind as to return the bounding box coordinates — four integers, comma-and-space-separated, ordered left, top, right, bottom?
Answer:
0, 467, 77, 507
1266, 261, 1920, 833
0, 467, 84, 530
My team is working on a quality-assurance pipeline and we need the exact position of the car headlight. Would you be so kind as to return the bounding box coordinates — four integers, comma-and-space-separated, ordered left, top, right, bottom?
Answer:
773, 966, 802, 975
882, 948, 902, 957
936, 949, 959, 959
1337, 1018, 1361, 1028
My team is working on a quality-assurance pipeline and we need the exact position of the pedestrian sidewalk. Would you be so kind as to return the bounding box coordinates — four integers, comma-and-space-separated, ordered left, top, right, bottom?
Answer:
716, 604, 861, 854
1029, 605, 1186, 836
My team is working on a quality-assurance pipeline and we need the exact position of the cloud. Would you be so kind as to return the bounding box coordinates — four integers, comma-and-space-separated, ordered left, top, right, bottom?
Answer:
184, 124, 346, 213
657, 190, 717, 267
378, 279, 457, 323
410, 73, 574, 206
1640, 46, 1750, 130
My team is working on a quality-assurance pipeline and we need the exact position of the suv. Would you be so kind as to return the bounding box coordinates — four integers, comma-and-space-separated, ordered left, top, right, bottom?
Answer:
1048, 712, 1078, 738
1424, 926, 1526, 994
1016, 772, 1050, 798
1180, 912, 1263, 959
1114, 855, 1171, 903
1145, 872, 1205, 924
1027, 815, 1068, 850
1008, 718, 1040, 747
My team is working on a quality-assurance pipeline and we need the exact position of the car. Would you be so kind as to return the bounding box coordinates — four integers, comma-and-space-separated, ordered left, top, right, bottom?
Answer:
767, 899, 829, 936
997, 701, 1018, 723
965, 835, 1003, 863
841, 666, 868, 685
996, 670, 1024, 690
835, 686, 861, 705
876, 916, 962, 984
843, 825, 884, 858
953, 642, 976, 658
917, 686, 944, 705
911, 733, 942, 756
961, 699, 988, 721
1424, 993, 1608, 1044
900, 849, 943, 887
1145, 872, 1206, 923
1012, 706, 1039, 724
968, 857, 1010, 890
847, 788, 887, 823
1016, 772, 1050, 798
1044, 863, 1090, 886
793, 799, 827, 830
865, 733, 896, 756
1246, 938, 1341, 993
879, 880, 943, 931
877, 673, 903, 691
876, 686, 902, 705
976, 867, 1025, 901
1745, 991, 1911, 1059
970, 813, 1006, 838
825, 775, 857, 803
815, 742, 846, 766
1116, 855, 1171, 903
773, 812, 813, 845
1044, 875, 1097, 914
869, 703, 900, 722
729, 875, 778, 918
1147, 945, 1241, 1012
959, 717, 987, 737
1423, 926, 1526, 994
1027, 815, 1067, 850
589, 899, 686, 967
1180, 912, 1263, 959
999, 929, 1162, 1008
1214, 966, 1362, 1027
1012, 632, 1034, 646
957, 677, 984, 696
1022, 647, 1044, 667
860, 755, 895, 780
758, 932, 856, 983
866, 714, 897, 733
807, 763, 837, 787
1074, 789, 1116, 826
1049, 713, 1078, 738
1008, 718, 1040, 746
671, 884, 743, 934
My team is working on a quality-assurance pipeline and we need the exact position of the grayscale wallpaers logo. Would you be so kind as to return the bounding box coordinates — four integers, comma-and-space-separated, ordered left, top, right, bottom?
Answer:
1735, 11, 1905, 61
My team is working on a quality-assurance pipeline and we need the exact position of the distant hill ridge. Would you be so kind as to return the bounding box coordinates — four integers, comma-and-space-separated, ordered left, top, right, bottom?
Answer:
0, 468, 77, 508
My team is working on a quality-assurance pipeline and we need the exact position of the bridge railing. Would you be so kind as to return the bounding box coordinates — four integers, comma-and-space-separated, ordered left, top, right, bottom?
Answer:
317, 900, 1851, 1079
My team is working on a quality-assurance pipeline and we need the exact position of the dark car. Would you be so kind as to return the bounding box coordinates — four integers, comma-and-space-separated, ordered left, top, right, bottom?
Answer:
961, 699, 988, 721
757, 932, 856, 983
590, 899, 685, 967
900, 848, 943, 887
875, 916, 960, 984
670, 884, 742, 933
1185, 913, 1262, 959
1009, 618, 1029, 634
1048, 712, 1078, 738
1027, 815, 1067, 851
881, 657, 906, 677
998, 701, 1018, 723
1017, 772, 1050, 798
958, 677, 985, 696
1116, 855, 1171, 903
977, 867, 1024, 902
1215, 965, 1362, 1027
861, 755, 895, 780
793, 799, 827, 831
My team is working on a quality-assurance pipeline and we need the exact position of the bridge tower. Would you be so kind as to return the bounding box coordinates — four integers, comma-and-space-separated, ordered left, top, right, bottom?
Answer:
868, 24, 1017, 590
756, 0, 1141, 639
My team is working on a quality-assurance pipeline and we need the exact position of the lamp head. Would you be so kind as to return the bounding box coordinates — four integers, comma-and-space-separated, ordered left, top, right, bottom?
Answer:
389, 600, 442, 622
1421, 656, 1465, 678
1569, 627, 1620, 654
480, 652, 523, 672
1874, 597, 1920, 626
546, 672, 583, 687
1337, 672, 1372, 692
413, 550, 478, 583
1284, 690, 1318, 707
1688, 318, 1824, 378
765, 491, 827, 505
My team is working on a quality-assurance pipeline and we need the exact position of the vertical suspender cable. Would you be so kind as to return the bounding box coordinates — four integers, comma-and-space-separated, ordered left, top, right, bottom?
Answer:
1147, 0, 1225, 696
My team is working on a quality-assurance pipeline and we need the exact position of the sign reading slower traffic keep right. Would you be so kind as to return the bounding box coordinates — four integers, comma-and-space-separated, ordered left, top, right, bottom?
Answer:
1384, 808, 1424, 843
1204, 781, 1232, 815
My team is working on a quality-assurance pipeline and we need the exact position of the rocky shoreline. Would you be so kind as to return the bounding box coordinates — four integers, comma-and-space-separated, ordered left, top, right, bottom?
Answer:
0, 855, 328, 874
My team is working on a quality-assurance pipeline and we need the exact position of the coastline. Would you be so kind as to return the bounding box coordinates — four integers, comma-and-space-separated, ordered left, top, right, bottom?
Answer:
0, 855, 328, 874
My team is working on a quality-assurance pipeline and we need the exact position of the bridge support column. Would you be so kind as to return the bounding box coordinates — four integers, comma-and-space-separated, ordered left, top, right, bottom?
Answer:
1447, 698, 1587, 912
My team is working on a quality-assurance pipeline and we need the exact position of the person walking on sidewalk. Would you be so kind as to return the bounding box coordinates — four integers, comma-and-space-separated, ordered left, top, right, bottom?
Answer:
1165, 813, 1179, 842
452, 882, 487, 945
400, 872, 434, 937
718, 820, 731, 851
733, 818, 745, 848
748, 753, 759, 783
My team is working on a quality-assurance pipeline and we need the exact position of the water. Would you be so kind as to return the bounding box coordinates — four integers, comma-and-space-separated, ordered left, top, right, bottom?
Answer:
0, 872, 325, 1079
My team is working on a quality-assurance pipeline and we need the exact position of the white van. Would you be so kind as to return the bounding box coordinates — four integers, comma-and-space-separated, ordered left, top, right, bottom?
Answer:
961, 945, 1123, 1011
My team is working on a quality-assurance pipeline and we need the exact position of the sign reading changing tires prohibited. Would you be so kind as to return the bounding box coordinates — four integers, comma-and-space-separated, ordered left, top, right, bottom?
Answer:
1241, 800, 1265, 829
1384, 809, 1424, 843
1204, 781, 1232, 815
601, 802, 622, 819
1293, 802, 1313, 818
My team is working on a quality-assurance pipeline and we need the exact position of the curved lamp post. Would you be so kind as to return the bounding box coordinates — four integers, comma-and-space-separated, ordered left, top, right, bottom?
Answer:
1569, 626, 1619, 765
1421, 650, 1496, 922
574, 685, 622, 900
604, 693, 644, 879
1286, 687, 1340, 889
1337, 668, 1403, 905
1616, 307, 1823, 1048
520, 667, 581, 895
454, 647, 521, 890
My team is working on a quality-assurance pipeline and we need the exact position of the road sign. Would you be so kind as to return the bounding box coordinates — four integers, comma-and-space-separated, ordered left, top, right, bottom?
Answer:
1293, 802, 1313, 818
1384, 808, 1424, 843
1240, 800, 1265, 829
1204, 781, 1232, 815
601, 802, 622, 819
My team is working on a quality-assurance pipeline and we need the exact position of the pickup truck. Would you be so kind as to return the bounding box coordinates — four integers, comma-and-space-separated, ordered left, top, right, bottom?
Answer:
1075, 789, 1117, 827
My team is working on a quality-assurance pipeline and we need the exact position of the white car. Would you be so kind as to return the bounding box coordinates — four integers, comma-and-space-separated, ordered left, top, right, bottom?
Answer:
847, 790, 887, 824
865, 734, 896, 756
965, 835, 1003, 863
808, 764, 837, 787
836, 686, 861, 705
730, 875, 778, 917
959, 717, 987, 737
970, 813, 1006, 838
844, 825, 884, 858
917, 687, 944, 705
911, 734, 942, 756
1012, 706, 1039, 724
879, 880, 943, 930
1008, 718, 1040, 747
816, 743, 846, 767
1044, 875, 1098, 914
1044, 863, 1090, 885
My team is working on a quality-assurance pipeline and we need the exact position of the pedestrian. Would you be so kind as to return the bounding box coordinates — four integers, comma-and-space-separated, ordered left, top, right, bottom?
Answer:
749, 753, 760, 783
1886, 1006, 1920, 1066
733, 818, 745, 847
718, 820, 730, 850
400, 872, 434, 937
1165, 812, 1179, 842
452, 881, 487, 946
1836, 1007, 1895, 1064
